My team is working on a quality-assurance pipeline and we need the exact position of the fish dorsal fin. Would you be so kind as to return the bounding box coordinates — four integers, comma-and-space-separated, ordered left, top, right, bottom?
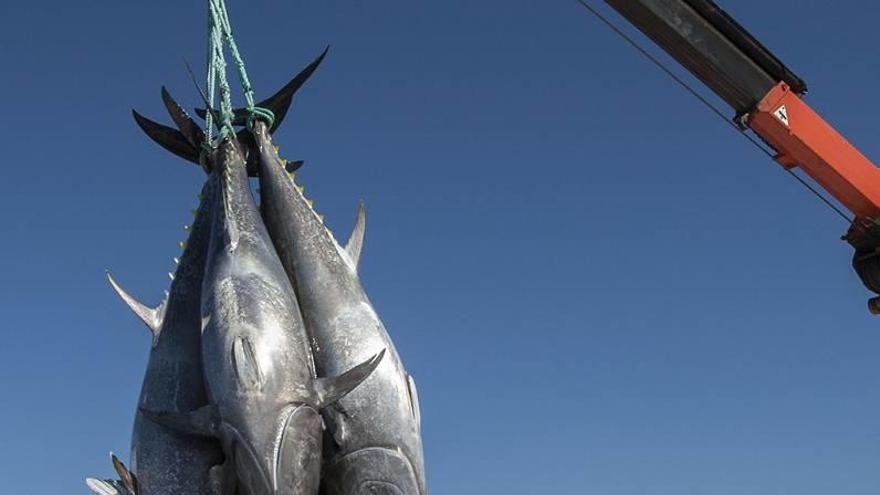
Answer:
110, 453, 138, 495
140, 404, 220, 438
313, 349, 385, 408
106, 272, 165, 346
345, 202, 367, 271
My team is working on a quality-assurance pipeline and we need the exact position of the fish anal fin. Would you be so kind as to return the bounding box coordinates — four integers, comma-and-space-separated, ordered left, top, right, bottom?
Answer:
313, 349, 385, 408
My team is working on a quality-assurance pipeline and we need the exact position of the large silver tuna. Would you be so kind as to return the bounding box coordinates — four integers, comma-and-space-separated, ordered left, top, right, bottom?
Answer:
253, 120, 427, 495
99, 92, 224, 495
145, 136, 383, 495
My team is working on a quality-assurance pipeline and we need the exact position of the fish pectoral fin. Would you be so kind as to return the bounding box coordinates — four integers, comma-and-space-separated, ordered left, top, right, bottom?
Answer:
139, 404, 220, 438
407, 374, 422, 428
345, 201, 367, 271
106, 272, 165, 345
86, 478, 123, 495
313, 349, 386, 408
110, 453, 138, 495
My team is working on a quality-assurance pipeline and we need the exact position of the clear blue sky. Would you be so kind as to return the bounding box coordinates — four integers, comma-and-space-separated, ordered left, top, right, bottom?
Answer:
2, 1, 879, 493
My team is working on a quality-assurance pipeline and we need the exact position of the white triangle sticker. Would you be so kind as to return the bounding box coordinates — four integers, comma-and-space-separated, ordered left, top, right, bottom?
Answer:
773, 105, 790, 127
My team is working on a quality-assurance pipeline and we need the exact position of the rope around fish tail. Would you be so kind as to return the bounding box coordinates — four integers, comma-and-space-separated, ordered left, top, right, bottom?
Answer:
204, 0, 275, 150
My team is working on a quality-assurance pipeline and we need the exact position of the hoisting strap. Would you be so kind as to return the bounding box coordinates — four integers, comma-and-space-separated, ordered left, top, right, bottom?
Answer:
203, 0, 275, 147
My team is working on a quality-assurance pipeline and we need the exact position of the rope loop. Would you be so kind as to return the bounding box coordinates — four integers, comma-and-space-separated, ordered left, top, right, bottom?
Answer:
247, 107, 276, 131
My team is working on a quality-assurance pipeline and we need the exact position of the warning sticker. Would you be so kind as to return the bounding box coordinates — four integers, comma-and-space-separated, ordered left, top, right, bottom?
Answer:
773, 105, 790, 127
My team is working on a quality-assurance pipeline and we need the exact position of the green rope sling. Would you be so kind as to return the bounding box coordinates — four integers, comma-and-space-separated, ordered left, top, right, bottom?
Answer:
203, 0, 274, 149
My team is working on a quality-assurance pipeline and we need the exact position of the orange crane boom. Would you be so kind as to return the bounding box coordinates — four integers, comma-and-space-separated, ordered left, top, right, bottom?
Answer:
600, 0, 880, 310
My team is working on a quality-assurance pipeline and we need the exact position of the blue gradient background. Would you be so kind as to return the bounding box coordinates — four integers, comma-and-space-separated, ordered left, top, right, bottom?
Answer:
1, 1, 879, 493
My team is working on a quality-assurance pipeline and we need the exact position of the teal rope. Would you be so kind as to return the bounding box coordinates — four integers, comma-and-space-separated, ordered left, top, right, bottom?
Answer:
203, 0, 275, 148
208, 1, 235, 135
204, 8, 216, 143
213, 0, 275, 130
212, 0, 254, 110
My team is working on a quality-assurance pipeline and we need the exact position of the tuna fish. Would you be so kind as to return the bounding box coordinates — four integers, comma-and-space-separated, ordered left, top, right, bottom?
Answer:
102, 96, 224, 495
252, 118, 427, 495
144, 136, 383, 495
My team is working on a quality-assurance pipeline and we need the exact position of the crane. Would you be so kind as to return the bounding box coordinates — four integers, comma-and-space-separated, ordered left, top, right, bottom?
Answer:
582, 0, 880, 312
